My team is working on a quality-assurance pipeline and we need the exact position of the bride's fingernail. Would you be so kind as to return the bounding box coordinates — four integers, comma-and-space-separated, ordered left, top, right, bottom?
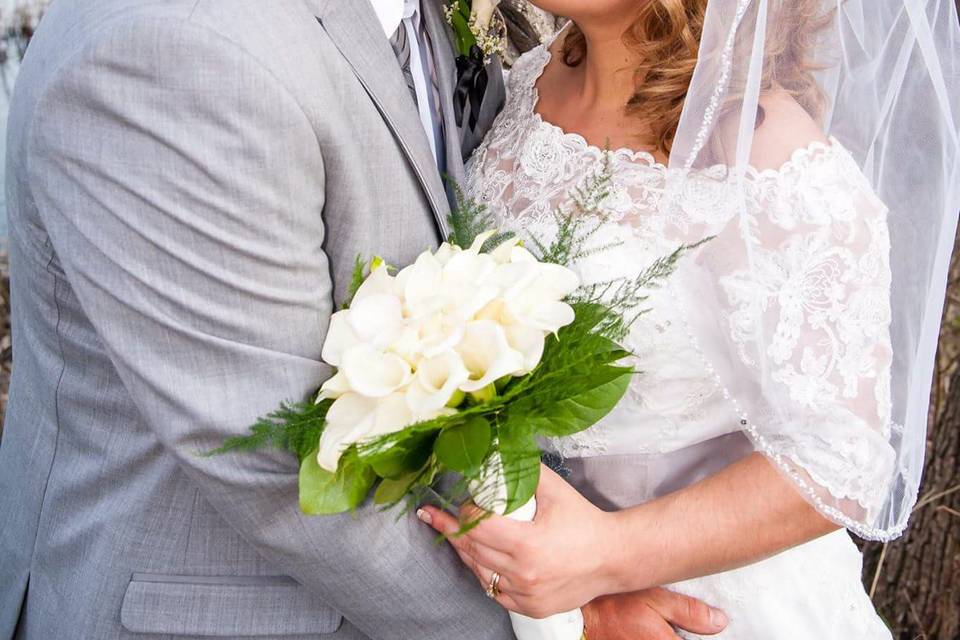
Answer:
416, 508, 432, 525
710, 608, 729, 628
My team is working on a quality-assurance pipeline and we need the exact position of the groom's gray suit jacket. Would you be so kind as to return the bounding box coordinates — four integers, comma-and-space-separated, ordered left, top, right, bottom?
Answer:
0, 0, 508, 638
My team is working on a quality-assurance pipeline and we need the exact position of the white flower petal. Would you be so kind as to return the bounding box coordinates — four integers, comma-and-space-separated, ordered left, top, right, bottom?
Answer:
489, 237, 522, 264
340, 344, 413, 398
418, 314, 466, 359
492, 261, 539, 300
368, 392, 417, 439
406, 351, 471, 414
348, 293, 405, 347
468, 230, 497, 254
400, 251, 444, 318
321, 310, 360, 367
352, 264, 397, 303
434, 243, 461, 266
508, 298, 576, 334
508, 245, 538, 263
472, 0, 502, 30
536, 263, 581, 298
318, 370, 352, 400
504, 324, 548, 373
456, 321, 526, 392
317, 393, 378, 472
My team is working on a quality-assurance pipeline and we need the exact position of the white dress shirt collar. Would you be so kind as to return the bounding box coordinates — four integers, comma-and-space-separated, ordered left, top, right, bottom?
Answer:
369, 0, 421, 37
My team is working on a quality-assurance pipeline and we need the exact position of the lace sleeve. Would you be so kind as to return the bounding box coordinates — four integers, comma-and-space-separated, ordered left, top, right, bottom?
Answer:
704, 141, 897, 529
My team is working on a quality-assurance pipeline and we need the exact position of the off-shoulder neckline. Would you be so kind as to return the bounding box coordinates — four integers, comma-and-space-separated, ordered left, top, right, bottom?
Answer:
520, 41, 846, 181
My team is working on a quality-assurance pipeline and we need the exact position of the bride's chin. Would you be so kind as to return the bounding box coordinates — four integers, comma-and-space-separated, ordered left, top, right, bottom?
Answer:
524, 0, 650, 30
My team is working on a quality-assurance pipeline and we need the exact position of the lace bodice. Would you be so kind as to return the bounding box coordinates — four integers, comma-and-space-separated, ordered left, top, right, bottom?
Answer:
464, 44, 897, 533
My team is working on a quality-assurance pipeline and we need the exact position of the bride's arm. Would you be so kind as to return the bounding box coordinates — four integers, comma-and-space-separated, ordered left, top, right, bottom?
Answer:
610, 452, 839, 589
418, 456, 836, 619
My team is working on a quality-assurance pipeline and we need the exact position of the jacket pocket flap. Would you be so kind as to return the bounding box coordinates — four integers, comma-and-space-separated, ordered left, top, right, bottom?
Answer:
120, 574, 342, 636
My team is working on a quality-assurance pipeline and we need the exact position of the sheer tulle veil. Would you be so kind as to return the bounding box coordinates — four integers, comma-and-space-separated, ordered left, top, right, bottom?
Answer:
657, 0, 960, 540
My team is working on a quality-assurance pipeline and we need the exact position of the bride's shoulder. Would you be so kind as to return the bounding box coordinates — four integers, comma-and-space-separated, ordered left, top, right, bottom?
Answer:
746, 90, 832, 172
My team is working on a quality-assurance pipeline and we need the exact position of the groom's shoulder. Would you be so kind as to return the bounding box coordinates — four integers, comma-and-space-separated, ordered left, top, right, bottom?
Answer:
30, 0, 316, 70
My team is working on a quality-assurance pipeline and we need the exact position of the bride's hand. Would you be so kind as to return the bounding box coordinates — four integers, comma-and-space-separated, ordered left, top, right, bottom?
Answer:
417, 464, 629, 618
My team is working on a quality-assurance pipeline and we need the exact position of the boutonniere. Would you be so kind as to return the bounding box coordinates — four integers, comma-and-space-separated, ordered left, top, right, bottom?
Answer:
443, 0, 506, 129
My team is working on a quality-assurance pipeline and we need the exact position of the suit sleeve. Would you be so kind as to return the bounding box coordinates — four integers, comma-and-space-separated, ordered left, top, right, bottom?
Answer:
26, 15, 511, 640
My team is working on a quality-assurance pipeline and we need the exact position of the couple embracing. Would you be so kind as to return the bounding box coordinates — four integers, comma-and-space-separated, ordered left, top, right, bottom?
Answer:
2, 0, 959, 639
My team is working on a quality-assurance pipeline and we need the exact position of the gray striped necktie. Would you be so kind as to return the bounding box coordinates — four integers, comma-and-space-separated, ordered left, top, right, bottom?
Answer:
389, 23, 419, 108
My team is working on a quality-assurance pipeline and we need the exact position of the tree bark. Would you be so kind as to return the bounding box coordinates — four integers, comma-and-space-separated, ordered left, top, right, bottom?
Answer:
860, 366, 960, 640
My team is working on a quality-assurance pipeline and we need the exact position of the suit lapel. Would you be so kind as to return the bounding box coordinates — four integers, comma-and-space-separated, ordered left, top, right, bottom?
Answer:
311, 0, 450, 239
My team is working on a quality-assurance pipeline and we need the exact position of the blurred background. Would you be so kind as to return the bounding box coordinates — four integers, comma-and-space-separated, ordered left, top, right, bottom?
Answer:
0, 1, 955, 638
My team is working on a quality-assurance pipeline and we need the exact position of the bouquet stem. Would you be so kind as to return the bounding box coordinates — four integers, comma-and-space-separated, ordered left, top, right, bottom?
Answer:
502, 498, 585, 640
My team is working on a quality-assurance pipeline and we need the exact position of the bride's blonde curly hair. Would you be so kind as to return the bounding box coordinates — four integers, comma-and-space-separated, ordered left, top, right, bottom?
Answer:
561, 0, 832, 155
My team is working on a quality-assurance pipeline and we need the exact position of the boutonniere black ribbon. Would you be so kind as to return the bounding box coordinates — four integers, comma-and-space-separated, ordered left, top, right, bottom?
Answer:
453, 45, 488, 131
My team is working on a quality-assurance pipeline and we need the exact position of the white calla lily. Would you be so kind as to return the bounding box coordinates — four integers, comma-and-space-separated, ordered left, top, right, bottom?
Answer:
348, 293, 405, 348
317, 370, 352, 400
368, 392, 416, 439
456, 320, 526, 392
339, 344, 413, 398
317, 393, 378, 472
467, 229, 497, 254
406, 351, 471, 414
433, 242, 461, 265
417, 313, 467, 359
387, 323, 424, 365
397, 251, 445, 318
508, 244, 537, 263
321, 310, 360, 367
491, 260, 539, 298
533, 262, 580, 298
506, 296, 576, 334
472, 0, 502, 32
352, 262, 396, 303
442, 250, 500, 313
489, 236, 522, 264
496, 260, 580, 333
504, 324, 548, 374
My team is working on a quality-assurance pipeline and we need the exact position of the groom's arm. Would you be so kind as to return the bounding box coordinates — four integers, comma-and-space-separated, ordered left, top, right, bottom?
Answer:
27, 15, 511, 640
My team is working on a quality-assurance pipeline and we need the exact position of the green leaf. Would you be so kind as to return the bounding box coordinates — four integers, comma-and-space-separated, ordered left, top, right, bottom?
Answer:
299, 449, 376, 515
373, 470, 422, 506
448, 10, 476, 56
434, 417, 492, 475
496, 421, 541, 514
519, 366, 633, 438
363, 431, 436, 479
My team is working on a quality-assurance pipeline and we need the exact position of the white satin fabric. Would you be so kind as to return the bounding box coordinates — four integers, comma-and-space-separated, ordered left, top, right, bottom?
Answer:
465, 44, 893, 639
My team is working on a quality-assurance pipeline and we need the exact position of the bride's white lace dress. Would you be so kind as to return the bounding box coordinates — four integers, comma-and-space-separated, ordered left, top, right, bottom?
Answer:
465, 44, 892, 639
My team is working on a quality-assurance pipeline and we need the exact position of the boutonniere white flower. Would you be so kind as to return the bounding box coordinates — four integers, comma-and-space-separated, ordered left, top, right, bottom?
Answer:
444, 0, 506, 62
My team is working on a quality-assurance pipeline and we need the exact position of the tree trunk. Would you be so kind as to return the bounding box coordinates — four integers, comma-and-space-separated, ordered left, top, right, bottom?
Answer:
860, 366, 960, 640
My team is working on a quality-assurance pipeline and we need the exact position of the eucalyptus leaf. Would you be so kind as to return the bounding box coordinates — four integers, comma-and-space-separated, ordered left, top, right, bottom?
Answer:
299, 449, 376, 515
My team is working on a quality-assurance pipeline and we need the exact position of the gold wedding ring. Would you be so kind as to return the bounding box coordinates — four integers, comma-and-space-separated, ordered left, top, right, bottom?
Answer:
485, 571, 502, 599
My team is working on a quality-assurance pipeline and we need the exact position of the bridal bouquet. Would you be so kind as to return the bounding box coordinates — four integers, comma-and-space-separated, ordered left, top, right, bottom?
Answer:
211, 168, 698, 640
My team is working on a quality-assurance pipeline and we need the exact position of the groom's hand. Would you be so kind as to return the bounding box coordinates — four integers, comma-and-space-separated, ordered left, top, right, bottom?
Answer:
583, 589, 728, 639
